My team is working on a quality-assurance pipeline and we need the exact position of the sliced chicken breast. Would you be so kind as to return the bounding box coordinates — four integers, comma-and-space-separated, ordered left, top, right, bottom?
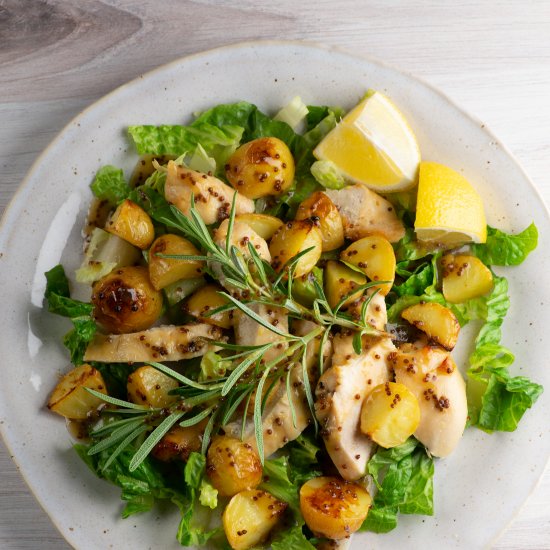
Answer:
315, 333, 394, 480
233, 304, 288, 363
392, 343, 467, 457
165, 161, 254, 224
325, 184, 405, 242
84, 323, 223, 363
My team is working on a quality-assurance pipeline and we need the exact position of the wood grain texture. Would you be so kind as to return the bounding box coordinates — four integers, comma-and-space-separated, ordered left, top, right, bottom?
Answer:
1, 1, 549, 549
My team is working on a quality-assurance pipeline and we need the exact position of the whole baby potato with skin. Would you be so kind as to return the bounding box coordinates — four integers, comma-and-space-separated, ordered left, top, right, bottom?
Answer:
92, 266, 163, 334
206, 435, 263, 497
225, 137, 295, 199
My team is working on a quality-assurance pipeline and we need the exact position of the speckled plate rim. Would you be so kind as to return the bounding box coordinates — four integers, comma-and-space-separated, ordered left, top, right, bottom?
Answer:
0, 40, 548, 550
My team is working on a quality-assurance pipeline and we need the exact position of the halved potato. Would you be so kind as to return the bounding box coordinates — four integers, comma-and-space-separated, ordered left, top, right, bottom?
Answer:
223, 489, 287, 549
300, 476, 371, 539
186, 284, 233, 329
105, 199, 155, 250
401, 302, 460, 350
269, 219, 322, 277
206, 435, 263, 497
296, 191, 344, 251
360, 382, 420, 448
324, 260, 366, 309
149, 234, 204, 290
235, 213, 283, 240
341, 235, 396, 295
441, 254, 494, 303
48, 364, 107, 420
127, 365, 179, 408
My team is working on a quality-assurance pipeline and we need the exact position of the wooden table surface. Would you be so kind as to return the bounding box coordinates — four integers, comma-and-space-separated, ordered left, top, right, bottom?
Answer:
1, 1, 549, 548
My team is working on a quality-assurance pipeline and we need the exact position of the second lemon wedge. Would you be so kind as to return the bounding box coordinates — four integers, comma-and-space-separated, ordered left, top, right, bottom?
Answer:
415, 162, 487, 245
313, 90, 420, 192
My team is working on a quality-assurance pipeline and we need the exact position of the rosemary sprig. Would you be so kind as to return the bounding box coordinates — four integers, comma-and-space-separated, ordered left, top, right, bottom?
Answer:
85, 192, 388, 469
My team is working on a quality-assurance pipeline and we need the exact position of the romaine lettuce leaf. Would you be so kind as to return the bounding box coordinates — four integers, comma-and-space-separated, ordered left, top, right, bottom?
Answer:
310, 159, 346, 189
460, 277, 543, 429
44, 265, 97, 364
260, 456, 300, 515
274, 96, 309, 130
467, 343, 543, 430
271, 525, 316, 550
360, 439, 433, 534
287, 431, 322, 486
393, 261, 434, 297
90, 165, 130, 205
472, 223, 538, 266
74, 444, 187, 519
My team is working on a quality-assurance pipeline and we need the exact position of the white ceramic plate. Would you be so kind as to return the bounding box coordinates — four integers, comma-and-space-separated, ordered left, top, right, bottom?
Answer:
0, 41, 548, 550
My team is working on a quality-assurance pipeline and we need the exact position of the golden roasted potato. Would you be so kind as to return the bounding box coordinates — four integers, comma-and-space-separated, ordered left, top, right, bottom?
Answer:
360, 382, 420, 448
401, 302, 460, 350
235, 213, 283, 240
185, 284, 233, 329
148, 234, 204, 290
152, 420, 207, 462
225, 137, 295, 199
105, 199, 155, 250
300, 476, 371, 539
223, 489, 287, 549
206, 435, 263, 497
48, 364, 107, 420
92, 266, 163, 334
441, 254, 494, 303
127, 365, 179, 408
324, 260, 366, 309
341, 235, 396, 295
296, 191, 344, 251
269, 219, 322, 277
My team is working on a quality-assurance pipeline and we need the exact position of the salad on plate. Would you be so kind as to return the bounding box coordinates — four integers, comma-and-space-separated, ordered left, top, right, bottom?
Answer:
43, 91, 542, 549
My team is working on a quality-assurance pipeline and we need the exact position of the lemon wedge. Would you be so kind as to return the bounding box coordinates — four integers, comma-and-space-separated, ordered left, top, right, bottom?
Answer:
415, 162, 487, 244
313, 90, 420, 192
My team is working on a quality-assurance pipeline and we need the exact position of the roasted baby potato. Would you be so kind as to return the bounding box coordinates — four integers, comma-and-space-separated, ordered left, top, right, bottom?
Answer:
225, 137, 295, 199
105, 199, 155, 250
127, 365, 179, 408
185, 284, 233, 329
152, 420, 207, 462
235, 213, 283, 240
341, 235, 396, 295
300, 476, 371, 539
47, 364, 107, 420
441, 254, 494, 303
296, 191, 344, 251
92, 266, 163, 333
206, 435, 263, 497
223, 489, 287, 549
360, 382, 420, 448
148, 234, 204, 290
269, 219, 322, 277
401, 302, 460, 350
324, 260, 366, 309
